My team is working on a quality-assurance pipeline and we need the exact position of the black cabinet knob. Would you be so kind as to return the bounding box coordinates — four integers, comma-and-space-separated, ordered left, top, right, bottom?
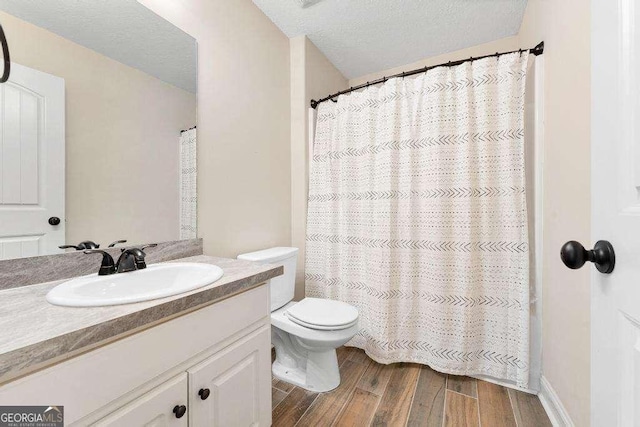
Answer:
173, 405, 186, 419
0, 23, 11, 83
198, 388, 210, 400
560, 240, 615, 274
48, 217, 61, 226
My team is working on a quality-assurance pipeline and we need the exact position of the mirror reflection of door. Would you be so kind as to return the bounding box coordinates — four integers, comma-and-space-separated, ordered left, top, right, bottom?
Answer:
0, 63, 64, 260
0, 2, 197, 260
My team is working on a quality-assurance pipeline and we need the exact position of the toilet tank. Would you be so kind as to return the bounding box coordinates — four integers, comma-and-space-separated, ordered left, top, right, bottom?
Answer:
237, 247, 298, 312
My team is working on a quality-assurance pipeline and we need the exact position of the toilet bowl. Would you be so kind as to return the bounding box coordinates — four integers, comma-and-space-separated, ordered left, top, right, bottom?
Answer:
237, 247, 359, 392
271, 298, 359, 392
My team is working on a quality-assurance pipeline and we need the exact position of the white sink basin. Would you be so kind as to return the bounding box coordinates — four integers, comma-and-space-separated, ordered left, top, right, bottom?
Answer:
46, 263, 224, 307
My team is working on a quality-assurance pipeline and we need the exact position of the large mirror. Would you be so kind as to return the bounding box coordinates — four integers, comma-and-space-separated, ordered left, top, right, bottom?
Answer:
0, 0, 197, 260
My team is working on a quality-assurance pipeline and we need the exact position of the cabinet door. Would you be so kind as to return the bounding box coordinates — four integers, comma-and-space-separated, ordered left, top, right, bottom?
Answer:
94, 374, 188, 427
188, 325, 271, 427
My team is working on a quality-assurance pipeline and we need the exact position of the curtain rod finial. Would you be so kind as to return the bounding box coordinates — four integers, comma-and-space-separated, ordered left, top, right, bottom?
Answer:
531, 41, 544, 56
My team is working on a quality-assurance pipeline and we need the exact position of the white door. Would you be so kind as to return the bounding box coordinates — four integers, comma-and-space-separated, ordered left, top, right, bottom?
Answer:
592, 0, 640, 425
94, 374, 188, 427
0, 63, 64, 260
188, 326, 271, 427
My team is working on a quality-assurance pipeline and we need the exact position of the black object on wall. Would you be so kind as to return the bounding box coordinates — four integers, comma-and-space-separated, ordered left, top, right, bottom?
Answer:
560, 240, 616, 274
310, 41, 545, 109
0, 23, 10, 83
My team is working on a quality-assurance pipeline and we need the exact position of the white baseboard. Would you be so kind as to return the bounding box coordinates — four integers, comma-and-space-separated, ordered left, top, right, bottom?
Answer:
470, 374, 539, 395
538, 376, 574, 427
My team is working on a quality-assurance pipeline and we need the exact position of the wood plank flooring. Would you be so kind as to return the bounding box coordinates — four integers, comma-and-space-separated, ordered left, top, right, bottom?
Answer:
272, 347, 552, 427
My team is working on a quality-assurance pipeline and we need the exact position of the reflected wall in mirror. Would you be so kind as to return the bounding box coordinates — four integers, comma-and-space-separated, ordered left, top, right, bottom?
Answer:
0, 0, 197, 260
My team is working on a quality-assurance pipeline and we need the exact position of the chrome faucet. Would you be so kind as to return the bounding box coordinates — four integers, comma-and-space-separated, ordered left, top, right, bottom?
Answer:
84, 243, 157, 276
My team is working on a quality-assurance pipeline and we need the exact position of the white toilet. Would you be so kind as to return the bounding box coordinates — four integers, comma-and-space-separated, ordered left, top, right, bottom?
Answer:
237, 247, 359, 392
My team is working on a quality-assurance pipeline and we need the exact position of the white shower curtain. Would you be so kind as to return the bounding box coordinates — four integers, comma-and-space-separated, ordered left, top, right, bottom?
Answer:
306, 52, 531, 387
179, 127, 197, 239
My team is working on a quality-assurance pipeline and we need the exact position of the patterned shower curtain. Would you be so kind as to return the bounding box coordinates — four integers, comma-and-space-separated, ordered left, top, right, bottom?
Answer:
306, 52, 531, 387
179, 127, 197, 239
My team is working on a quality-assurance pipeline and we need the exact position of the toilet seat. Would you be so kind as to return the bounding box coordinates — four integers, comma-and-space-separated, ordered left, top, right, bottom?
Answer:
271, 302, 359, 342
284, 315, 358, 331
285, 298, 359, 331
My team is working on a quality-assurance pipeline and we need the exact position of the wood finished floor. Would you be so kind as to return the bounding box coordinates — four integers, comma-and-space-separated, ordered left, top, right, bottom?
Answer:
272, 347, 551, 427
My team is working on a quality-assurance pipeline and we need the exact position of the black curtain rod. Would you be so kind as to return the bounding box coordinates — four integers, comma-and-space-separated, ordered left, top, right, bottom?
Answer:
180, 125, 196, 133
310, 41, 544, 109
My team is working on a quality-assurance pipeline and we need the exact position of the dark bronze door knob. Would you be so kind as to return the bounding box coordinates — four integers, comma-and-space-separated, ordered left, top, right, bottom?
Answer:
48, 216, 61, 226
198, 388, 210, 400
561, 240, 615, 274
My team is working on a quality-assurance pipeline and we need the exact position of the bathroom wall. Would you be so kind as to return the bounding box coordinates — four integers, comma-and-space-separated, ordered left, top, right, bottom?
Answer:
136, 0, 292, 258
519, 0, 591, 425
0, 10, 196, 247
290, 36, 348, 300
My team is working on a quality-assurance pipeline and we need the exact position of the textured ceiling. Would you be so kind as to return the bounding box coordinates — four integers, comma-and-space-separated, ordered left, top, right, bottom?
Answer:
253, 0, 528, 79
0, 0, 197, 93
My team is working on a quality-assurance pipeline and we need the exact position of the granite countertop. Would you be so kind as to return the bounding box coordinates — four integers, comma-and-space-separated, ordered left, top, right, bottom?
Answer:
0, 255, 282, 384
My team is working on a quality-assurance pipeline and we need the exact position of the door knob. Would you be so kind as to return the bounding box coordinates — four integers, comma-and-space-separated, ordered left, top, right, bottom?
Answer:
172, 405, 186, 419
560, 240, 615, 274
48, 217, 61, 226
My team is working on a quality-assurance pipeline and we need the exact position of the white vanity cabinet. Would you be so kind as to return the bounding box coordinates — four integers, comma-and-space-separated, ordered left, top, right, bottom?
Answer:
0, 284, 272, 426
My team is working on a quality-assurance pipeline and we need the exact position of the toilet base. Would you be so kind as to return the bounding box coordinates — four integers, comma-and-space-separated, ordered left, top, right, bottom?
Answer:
271, 325, 342, 393
272, 348, 340, 393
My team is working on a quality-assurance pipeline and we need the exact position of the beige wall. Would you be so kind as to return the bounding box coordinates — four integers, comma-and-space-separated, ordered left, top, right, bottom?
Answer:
290, 36, 348, 300
137, 0, 292, 259
0, 10, 196, 248
519, 1, 591, 426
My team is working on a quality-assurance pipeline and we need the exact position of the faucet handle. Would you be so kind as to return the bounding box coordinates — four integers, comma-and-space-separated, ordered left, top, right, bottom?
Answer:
78, 241, 100, 250
131, 244, 157, 270
84, 249, 116, 276
59, 244, 81, 250
60, 241, 100, 251
108, 240, 127, 248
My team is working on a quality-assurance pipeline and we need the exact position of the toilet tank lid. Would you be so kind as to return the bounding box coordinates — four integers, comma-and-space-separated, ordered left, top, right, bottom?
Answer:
237, 247, 298, 263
